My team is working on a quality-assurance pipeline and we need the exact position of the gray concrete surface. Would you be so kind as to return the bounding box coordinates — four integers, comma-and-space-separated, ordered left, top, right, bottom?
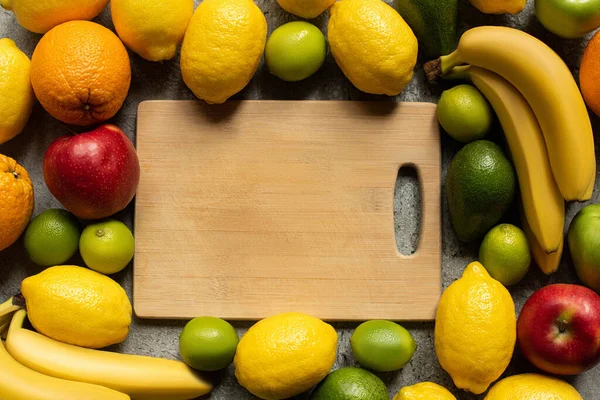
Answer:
1, 1, 599, 399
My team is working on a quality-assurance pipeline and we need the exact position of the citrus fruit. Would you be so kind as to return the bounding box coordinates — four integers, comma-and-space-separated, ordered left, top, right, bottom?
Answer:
0, 154, 33, 251
111, 0, 194, 61
469, 0, 527, 14
437, 84, 493, 143
580, 30, 600, 118
180, 0, 267, 104
310, 367, 388, 400
21, 265, 132, 349
484, 373, 583, 400
328, 0, 418, 96
24, 209, 81, 267
446, 140, 517, 242
394, 382, 456, 400
30, 21, 131, 126
179, 317, 239, 371
0, 0, 109, 34
79, 220, 135, 275
265, 21, 327, 82
0, 38, 34, 144
479, 223, 531, 285
435, 262, 516, 394
568, 204, 600, 292
351, 320, 417, 372
234, 312, 337, 400
276, 0, 334, 19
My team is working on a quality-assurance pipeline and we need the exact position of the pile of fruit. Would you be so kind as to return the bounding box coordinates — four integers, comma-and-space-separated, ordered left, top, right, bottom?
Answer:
1, 0, 600, 399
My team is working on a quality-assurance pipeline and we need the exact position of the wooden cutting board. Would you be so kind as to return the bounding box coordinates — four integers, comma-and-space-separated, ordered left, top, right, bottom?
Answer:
134, 100, 441, 321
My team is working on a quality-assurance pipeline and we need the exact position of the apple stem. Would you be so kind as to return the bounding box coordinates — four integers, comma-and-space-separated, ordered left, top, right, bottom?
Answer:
558, 319, 568, 333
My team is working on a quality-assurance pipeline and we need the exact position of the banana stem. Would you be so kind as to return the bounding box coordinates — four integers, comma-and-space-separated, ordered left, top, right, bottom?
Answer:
0, 0, 12, 11
424, 51, 466, 83
8, 309, 26, 339
443, 65, 472, 82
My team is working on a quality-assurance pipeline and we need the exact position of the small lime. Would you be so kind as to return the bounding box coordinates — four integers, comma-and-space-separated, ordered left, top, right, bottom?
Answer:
265, 21, 327, 82
79, 220, 134, 275
351, 320, 417, 372
180, 316, 239, 371
437, 84, 494, 143
24, 209, 81, 266
479, 223, 531, 286
310, 367, 388, 400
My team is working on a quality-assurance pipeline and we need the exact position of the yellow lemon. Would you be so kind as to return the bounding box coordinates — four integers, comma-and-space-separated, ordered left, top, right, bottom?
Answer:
485, 374, 583, 400
180, 0, 267, 104
111, 0, 194, 62
328, 0, 418, 96
21, 265, 132, 349
469, 0, 527, 14
0, 38, 34, 144
394, 382, 456, 400
234, 312, 338, 400
434, 262, 516, 394
0, 0, 109, 34
276, 0, 334, 19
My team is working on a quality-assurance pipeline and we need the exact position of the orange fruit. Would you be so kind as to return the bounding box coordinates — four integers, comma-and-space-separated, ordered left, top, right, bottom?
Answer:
0, 154, 34, 251
30, 21, 131, 126
580, 30, 600, 117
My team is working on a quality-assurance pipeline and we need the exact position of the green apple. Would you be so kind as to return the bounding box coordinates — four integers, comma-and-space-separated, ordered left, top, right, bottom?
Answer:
536, 0, 600, 38
568, 204, 600, 293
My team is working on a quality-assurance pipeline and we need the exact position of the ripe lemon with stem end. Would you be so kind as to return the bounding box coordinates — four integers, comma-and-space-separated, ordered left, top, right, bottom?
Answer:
111, 0, 194, 62
0, 38, 34, 144
180, 0, 267, 104
234, 312, 337, 400
435, 261, 516, 394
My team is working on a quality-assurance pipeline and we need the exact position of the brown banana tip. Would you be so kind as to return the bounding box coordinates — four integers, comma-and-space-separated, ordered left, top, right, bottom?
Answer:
424, 58, 443, 83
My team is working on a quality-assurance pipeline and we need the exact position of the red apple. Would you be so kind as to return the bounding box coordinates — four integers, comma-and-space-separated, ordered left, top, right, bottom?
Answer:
43, 124, 140, 220
517, 284, 600, 375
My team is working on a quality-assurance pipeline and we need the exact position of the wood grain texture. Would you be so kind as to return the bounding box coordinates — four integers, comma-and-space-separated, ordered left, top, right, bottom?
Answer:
134, 100, 441, 321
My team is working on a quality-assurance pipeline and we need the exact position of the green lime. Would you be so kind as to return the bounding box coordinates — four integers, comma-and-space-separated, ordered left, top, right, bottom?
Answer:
350, 320, 416, 372
310, 367, 388, 400
79, 220, 134, 275
479, 223, 531, 286
180, 316, 239, 371
437, 84, 494, 143
23, 209, 81, 266
265, 21, 327, 82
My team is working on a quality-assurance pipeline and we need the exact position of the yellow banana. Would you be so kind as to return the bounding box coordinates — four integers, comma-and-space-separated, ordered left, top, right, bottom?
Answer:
426, 26, 595, 202
0, 325, 129, 399
446, 66, 564, 253
6, 310, 212, 400
520, 204, 563, 274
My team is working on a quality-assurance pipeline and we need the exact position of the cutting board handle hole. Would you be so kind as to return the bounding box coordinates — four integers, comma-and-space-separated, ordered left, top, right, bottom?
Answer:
394, 165, 421, 256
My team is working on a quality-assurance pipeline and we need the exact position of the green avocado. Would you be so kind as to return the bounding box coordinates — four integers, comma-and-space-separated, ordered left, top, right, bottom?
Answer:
446, 140, 517, 243
394, 0, 458, 58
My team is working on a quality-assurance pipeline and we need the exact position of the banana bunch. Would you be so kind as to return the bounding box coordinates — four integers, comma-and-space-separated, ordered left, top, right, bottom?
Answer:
0, 308, 213, 400
425, 26, 596, 272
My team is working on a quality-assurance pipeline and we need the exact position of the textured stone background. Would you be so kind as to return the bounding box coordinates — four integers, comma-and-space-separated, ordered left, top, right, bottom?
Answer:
1, 0, 599, 399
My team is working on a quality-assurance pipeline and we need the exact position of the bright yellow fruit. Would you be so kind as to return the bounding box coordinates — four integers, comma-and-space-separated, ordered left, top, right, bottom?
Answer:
0, 0, 109, 34
469, 0, 526, 14
328, 0, 417, 96
394, 382, 456, 400
180, 0, 267, 104
111, 0, 194, 62
485, 373, 583, 400
234, 312, 338, 400
276, 0, 334, 19
21, 265, 132, 349
0, 38, 34, 144
435, 262, 516, 394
